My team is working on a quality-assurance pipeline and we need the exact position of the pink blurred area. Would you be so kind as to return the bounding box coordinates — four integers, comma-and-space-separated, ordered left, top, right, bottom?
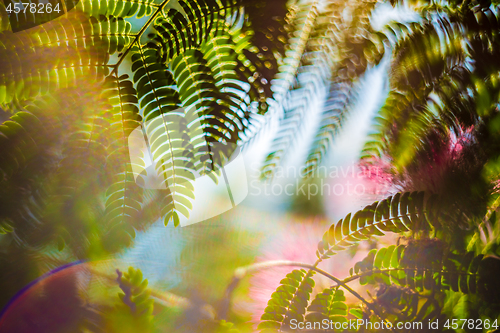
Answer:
243, 163, 396, 325
324, 162, 394, 217
244, 219, 395, 325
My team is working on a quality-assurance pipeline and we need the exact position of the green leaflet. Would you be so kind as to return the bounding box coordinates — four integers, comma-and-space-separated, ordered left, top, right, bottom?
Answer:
301, 79, 352, 177
198, 28, 268, 146
373, 284, 436, 324
261, 31, 332, 179
102, 74, 145, 236
4, 0, 79, 32
0, 109, 51, 178
271, 1, 319, 99
200, 30, 250, 110
260, 0, 389, 178
345, 241, 500, 323
45, 89, 117, 252
77, 0, 157, 19
148, 0, 238, 61
105, 267, 155, 332
0, 13, 117, 104
360, 9, 500, 168
258, 269, 315, 332
170, 49, 242, 163
131, 44, 196, 226
0, 52, 108, 105
305, 288, 348, 324
317, 191, 430, 261
239, 0, 289, 102
260, 2, 324, 179
351, 241, 485, 295
0, 1, 10, 33
116, 267, 154, 316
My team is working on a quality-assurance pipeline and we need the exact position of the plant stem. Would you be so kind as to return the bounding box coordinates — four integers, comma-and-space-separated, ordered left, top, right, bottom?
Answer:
222, 260, 393, 330
109, 0, 173, 76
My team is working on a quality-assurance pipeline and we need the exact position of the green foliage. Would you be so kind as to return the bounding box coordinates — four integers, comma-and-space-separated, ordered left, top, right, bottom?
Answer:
105, 267, 155, 333
262, 0, 388, 178
0, 0, 297, 251
0, 11, 113, 105
0, 219, 13, 234
216, 320, 241, 333
346, 240, 500, 324
102, 74, 144, 248
351, 242, 484, 294
0, 94, 85, 247
148, 0, 238, 61
257, 192, 500, 331
0, 0, 401, 254
317, 191, 431, 260
3, 0, 500, 331
77, 0, 156, 19
372, 284, 443, 324
362, 17, 465, 167
305, 288, 349, 325
259, 269, 315, 332
362, 0, 500, 175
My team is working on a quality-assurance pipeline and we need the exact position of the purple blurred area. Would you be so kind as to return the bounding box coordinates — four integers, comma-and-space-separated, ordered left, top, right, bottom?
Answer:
0, 262, 96, 333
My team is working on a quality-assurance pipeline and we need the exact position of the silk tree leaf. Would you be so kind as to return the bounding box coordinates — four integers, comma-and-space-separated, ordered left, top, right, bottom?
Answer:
77, 0, 157, 19
317, 191, 431, 261
306, 288, 348, 324
131, 44, 196, 225
101, 74, 150, 235
258, 269, 315, 332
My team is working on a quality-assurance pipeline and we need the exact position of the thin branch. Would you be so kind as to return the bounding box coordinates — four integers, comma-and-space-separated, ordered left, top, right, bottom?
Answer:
86, 263, 216, 319
341, 267, 476, 286
220, 260, 393, 330
109, 0, 173, 76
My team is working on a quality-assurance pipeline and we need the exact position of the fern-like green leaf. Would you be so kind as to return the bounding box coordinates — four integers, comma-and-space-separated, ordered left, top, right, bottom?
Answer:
305, 288, 348, 325
101, 74, 146, 245
131, 44, 196, 226
0, 14, 112, 104
361, 19, 464, 167
258, 269, 315, 332
351, 241, 486, 295
77, 0, 157, 19
149, 0, 239, 61
170, 49, 242, 161
317, 191, 431, 261
302, 79, 352, 177
105, 267, 155, 332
